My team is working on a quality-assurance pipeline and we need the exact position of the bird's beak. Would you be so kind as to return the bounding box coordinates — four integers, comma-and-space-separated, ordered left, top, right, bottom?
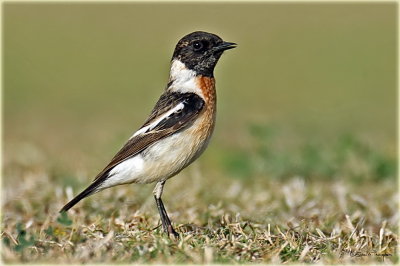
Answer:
213, 42, 237, 53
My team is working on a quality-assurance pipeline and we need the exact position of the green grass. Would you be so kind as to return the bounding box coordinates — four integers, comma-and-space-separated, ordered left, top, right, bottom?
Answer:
2, 2, 398, 264
2, 127, 397, 263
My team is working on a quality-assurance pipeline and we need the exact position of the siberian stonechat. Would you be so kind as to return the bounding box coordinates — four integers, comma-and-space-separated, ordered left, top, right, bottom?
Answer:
60, 31, 236, 237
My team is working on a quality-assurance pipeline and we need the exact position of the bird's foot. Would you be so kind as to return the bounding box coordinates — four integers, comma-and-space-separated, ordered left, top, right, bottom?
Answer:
167, 225, 179, 239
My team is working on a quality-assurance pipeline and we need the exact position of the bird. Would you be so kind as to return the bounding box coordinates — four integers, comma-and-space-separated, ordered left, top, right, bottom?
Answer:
60, 31, 236, 237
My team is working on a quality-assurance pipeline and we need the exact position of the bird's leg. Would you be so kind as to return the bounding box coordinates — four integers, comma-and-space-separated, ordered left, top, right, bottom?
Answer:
153, 181, 179, 238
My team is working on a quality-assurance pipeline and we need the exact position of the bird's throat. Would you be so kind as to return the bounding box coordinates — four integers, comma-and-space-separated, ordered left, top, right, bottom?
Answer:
168, 60, 215, 102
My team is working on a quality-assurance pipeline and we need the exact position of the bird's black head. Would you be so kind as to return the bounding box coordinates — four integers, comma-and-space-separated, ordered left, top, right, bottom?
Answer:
172, 31, 237, 77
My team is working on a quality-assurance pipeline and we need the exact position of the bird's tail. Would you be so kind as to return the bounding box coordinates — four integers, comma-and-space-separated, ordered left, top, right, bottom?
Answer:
59, 181, 101, 212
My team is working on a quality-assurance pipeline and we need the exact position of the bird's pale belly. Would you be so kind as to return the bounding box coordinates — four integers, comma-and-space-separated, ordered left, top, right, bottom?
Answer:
141, 118, 214, 183
100, 108, 215, 189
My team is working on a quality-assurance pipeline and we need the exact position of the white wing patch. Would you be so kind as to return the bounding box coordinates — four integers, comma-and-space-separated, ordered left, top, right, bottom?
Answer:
130, 102, 185, 139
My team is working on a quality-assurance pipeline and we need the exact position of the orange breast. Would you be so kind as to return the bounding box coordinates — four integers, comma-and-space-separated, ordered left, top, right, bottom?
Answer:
197, 76, 216, 104
192, 76, 217, 145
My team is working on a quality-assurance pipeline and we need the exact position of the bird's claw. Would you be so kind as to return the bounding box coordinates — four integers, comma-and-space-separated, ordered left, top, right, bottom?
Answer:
167, 225, 179, 239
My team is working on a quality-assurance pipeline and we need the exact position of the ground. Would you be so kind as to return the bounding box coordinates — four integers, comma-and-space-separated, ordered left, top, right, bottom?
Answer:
2, 2, 398, 264
2, 128, 398, 264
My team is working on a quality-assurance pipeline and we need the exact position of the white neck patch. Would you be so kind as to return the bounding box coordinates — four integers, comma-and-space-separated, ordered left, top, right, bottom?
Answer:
168, 60, 204, 98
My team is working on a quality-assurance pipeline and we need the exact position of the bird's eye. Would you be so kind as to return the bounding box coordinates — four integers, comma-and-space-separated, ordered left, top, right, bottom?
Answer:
192, 41, 204, 52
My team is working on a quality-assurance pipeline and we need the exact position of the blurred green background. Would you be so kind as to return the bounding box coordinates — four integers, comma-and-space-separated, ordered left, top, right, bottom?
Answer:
3, 3, 397, 182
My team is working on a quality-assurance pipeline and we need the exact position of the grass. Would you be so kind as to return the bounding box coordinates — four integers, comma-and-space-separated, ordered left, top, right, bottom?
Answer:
2, 2, 398, 264
2, 126, 398, 264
